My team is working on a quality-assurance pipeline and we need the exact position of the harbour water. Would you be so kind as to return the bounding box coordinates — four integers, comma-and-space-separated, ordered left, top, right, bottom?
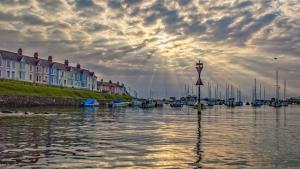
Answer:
0, 105, 300, 168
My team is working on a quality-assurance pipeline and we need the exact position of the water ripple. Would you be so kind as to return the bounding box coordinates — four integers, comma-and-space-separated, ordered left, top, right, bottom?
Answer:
0, 106, 300, 168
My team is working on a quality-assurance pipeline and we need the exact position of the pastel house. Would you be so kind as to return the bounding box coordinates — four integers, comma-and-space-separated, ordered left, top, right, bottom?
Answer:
0, 48, 98, 91
97, 79, 127, 95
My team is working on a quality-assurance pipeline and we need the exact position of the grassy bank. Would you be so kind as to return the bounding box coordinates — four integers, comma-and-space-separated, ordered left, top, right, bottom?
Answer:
0, 79, 132, 102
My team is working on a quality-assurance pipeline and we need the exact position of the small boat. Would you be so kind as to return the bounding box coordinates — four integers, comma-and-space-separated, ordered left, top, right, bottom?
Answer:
282, 101, 288, 107
187, 100, 197, 106
186, 95, 197, 106
225, 98, 235, 107
81, 99, 100, 107
252, 100, 262, 107
194, 102, 207, 109
207, 100, 215, 107
140, 99, 155, 108
235, 101, 243, 106
154, 100, 164, 107
108, 99, 129, 108
131, 98, 143, 107
170, 100, 183, 107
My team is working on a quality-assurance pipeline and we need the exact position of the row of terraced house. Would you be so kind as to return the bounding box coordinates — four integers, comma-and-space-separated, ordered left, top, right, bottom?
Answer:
0, 48, 97, 90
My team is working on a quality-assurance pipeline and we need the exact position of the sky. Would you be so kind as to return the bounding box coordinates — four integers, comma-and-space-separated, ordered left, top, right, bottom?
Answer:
0, 0, 299, 99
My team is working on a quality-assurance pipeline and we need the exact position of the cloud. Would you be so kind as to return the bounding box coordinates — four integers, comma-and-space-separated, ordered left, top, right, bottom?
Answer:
0, 0, 299, 98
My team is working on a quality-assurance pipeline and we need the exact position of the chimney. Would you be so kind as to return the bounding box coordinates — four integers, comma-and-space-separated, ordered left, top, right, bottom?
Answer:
34, 52, 39, 60
17, 48, 23, 55
76, 63, 81, 69
64, 59, 69, 66
48, 56, 53, 62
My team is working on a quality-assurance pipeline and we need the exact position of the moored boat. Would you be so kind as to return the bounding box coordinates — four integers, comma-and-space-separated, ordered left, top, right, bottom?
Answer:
108, 99, 129, 108
170, 100, 183, 107
131, 98, 143, 107
140, 99, 155, 108
81, 99, 100, 107
154, 100, 164, 107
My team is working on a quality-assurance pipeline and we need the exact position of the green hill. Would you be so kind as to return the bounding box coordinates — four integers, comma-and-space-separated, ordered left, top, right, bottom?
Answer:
0, 79, 132, 102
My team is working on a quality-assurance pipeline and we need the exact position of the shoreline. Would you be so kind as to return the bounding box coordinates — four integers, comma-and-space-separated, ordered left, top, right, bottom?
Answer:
0, 95, 112, 107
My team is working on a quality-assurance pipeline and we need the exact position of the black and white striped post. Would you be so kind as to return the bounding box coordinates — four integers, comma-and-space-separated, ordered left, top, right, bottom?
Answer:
196, 60, 204, 112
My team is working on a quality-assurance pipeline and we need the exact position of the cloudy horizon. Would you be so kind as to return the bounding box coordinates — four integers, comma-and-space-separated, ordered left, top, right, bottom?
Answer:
0, 0, 299, 99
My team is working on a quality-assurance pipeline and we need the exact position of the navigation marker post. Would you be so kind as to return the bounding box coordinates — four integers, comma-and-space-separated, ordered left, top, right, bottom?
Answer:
196, 60, 204, 113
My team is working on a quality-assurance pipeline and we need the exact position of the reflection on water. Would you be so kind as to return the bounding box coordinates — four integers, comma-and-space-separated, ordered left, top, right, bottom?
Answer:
0, 106, 300, 168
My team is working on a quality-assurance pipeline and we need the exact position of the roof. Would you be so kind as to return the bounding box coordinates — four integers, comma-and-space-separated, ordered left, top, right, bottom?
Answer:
0, 50, 22, 61
51, 62, 67, 70
98, 81, 125, 88
22, 55, 36, 65
38, 59, 51, 67
0, 49, 97, 77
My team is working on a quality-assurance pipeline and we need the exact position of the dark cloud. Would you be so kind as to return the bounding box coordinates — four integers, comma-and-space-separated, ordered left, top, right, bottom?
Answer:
177, 0, 192, 6
21, 13, 49, 25
231, 12, 279, 44
235, 1, 253, 8
0, 0, 30, 5
75, 0, 95, 8
124, 0, 143, 5
84, 22, 110, 32
38, 0, 65, 13
74, 0, 104, 17
0, 11, 16, 21
107, 0, 123, 9
0, 0, 299, 97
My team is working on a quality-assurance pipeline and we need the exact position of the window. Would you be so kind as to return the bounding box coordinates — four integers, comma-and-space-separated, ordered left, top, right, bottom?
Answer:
7, 61, 10, 67
12, 62, 15, 69
19, 72, 25, 80
0, 59, 2, 66
20, 62, 25, 70
11, 71, 15, 79
30, 74, 32, 80
7, 71, 10, 78
0, 70, 1, 77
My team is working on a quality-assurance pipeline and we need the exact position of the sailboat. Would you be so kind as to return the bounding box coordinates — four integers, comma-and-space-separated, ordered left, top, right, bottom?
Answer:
235, 88, 243, 106
207, 82, 214, 106
252, 78, 262, 107
270, 69, 281, 107
282, 80, 288, 106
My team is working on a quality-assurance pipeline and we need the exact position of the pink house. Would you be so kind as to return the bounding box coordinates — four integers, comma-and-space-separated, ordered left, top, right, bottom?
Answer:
97, 79, 127, 95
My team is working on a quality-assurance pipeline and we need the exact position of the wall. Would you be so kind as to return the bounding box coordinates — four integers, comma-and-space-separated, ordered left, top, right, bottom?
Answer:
0, 95, 84, 107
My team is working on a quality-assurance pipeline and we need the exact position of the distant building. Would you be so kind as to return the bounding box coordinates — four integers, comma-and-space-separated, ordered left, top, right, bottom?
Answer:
0, 48, 97, 91
97, 79, 127, 95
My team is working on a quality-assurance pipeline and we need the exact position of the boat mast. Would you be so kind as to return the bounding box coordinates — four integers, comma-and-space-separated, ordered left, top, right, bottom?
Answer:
264, 87, 266, 101
276, 70, 279, 101
239, 88, 241, 102
259, 84, 262, 100
226, 83, 229, 102
208, 82, 211, 101
284, 79, 286, 101
192, 85, 194, 95
254, 78, 257, 101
